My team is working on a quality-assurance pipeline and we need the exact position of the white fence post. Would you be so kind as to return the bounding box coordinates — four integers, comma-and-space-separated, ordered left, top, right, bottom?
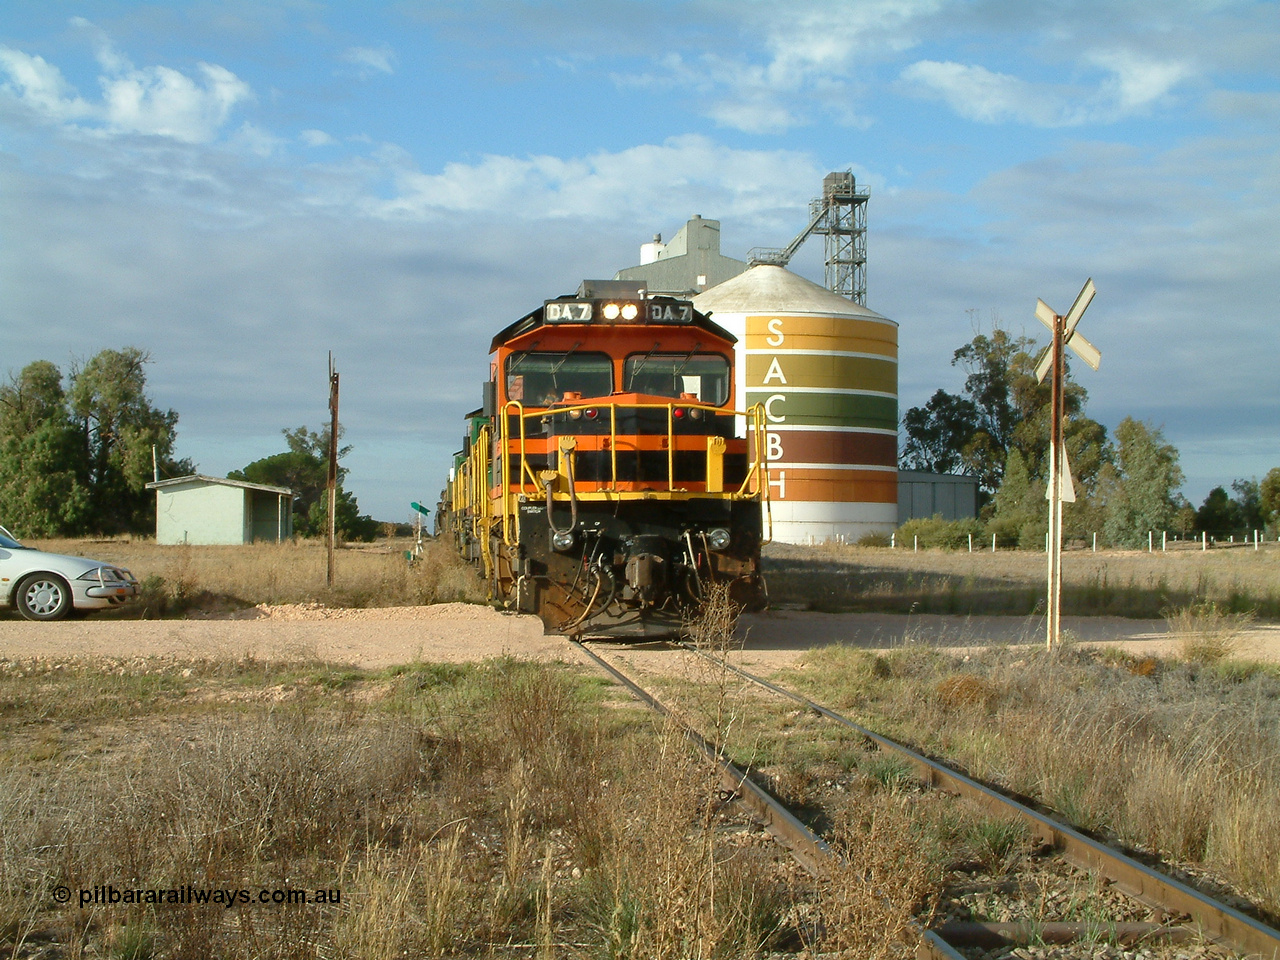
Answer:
992, 533, 997, 553
1092, 532, 1097, 552
968, 533, 973, 553
913, 534, 918, 552
1162, 531, 1167, 552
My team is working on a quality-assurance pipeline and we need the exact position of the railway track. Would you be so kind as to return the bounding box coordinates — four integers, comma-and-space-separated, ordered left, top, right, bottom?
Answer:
571, 638, 1280, 960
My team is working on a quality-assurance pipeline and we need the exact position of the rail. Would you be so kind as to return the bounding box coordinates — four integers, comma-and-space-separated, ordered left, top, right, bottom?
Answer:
680, 644, 1280, 960
570, 640, 965, 960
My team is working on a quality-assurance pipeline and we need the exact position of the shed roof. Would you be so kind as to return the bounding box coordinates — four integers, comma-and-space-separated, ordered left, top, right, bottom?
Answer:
145, 475, 293, 496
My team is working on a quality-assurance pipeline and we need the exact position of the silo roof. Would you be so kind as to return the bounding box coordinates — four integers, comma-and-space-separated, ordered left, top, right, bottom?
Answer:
693, 264, 892, 323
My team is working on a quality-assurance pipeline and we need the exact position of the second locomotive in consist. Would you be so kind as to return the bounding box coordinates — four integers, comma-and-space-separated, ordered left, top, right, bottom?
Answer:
438, 280, 770, 638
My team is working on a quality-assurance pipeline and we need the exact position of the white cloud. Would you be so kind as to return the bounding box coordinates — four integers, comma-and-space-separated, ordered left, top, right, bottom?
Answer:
300, 128, 337, 146
899, 60, 1073, 124
1086, 48, 1195, 113
100, 62, 252, 142
0, 28, 251, 144
231, 122, 284, 157
615, 0, 942, 132
900, 48, 1195, 126
340, 45, 397, 78
372, 135, 821, 225
0, 47, 93, 121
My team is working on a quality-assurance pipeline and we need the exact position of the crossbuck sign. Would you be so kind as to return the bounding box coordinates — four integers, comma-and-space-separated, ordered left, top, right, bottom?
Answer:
1035, 278, 1100, 650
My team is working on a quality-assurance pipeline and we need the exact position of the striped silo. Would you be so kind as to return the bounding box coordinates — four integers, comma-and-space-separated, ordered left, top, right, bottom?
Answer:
693, 264, 897, 543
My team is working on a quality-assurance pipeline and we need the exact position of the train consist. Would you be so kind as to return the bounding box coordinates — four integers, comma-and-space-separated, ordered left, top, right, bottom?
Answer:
437, 280, 771, 638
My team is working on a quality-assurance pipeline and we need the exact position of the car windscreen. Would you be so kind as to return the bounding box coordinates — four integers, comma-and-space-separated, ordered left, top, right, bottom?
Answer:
0, 532, 23, 549
505, 351, 613, 405
623, 353, 730, 405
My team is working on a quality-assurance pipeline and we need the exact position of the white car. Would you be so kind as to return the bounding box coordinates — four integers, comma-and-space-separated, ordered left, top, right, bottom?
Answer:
0, 525, 139, 621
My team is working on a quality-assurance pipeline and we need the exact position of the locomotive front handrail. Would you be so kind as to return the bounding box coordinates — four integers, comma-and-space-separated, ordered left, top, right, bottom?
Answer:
495, 398, 771, 502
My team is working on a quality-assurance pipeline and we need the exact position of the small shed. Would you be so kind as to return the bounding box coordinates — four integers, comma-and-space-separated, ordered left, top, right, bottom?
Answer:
145, 475, 294, 545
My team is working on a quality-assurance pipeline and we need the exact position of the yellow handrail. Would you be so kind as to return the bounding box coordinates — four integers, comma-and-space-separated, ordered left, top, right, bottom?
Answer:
498, 399, 770, 504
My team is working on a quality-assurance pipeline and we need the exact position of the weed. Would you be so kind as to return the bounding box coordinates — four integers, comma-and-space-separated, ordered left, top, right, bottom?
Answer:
1166, 599, 1254, 664
787, 643, 1280, 918
860, 753, 915, 792
815, 794, 940, 958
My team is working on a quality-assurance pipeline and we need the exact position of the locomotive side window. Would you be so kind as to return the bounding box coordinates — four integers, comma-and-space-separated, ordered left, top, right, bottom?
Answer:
623, 353, 730, 405
505, 351, 613, 405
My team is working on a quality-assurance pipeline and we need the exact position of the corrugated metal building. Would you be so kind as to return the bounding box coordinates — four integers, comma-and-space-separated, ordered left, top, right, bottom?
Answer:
145, 475, 294, 545
896, 471, 980, 525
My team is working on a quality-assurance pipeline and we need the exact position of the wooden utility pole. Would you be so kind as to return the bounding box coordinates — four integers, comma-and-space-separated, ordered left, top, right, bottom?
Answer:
1034, 279, 1099, 650
327, 353, 340, 587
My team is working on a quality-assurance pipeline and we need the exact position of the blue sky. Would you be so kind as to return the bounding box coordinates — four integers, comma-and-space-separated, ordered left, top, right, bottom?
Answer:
2, 0, 1278, 523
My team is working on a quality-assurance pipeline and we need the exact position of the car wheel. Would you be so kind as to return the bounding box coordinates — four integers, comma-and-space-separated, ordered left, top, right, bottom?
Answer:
15, 574, 72, 621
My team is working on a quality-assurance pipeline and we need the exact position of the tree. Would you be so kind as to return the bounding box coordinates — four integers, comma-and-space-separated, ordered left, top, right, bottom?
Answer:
1, 352, 187, 536
1261, 467, 1280, 530
0, 362, 91, 536
900, 390, 979, 474
230, 425, 375, 541
901, 324, 1108, 501
1100, 418, 1184, 548
986, 448, 1042, 546
68, 348, 190, 534
231, 450, 328, 524
1230, 478, 1264, 531
1195, 486, 1240, 535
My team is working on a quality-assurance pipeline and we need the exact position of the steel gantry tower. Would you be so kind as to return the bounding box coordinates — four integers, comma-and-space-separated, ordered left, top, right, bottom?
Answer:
748, 170, 869, 304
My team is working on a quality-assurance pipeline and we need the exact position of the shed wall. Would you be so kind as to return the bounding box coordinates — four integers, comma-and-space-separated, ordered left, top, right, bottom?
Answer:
155, 484, 248, 545
896, 472, 980, 525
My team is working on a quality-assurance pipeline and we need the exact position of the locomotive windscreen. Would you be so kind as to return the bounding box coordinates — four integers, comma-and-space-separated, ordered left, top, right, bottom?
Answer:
623, 353, 730, 404
506, 351, 612, 404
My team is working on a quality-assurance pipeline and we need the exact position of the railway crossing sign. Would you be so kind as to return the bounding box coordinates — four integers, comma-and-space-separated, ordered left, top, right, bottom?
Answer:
1035, 278, 1099, 382
1035, 278, 1100, 650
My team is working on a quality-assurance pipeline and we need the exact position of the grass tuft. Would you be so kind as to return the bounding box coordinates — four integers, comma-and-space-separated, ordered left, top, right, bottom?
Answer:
1166, 599, 1255, 664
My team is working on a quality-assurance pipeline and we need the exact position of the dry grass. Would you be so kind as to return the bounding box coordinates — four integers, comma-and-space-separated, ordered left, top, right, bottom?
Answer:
763, 541, 1280, 617
1166, 600, 1256, 664
0, 655, 813, 959
22, 535, 486, 614
783, 644, 1280, 920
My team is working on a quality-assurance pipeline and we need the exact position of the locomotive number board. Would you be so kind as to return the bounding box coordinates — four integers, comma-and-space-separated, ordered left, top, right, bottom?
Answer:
543, 301, 693, 324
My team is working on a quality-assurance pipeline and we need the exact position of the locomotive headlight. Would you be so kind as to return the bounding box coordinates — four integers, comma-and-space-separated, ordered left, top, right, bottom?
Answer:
620, 303, 638, 320
706, 527, 731, 551
551, 530, 576, 551
602, 302, 621, 320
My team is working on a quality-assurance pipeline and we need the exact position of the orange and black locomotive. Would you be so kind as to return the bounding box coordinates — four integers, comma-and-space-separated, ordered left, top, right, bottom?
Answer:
438, 280, 769, 638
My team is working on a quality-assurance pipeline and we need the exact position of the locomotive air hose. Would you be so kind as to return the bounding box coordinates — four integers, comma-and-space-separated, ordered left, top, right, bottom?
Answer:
545, 455, 579, 535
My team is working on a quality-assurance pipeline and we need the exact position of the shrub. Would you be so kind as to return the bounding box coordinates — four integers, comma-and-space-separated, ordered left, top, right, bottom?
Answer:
896, 514, 984, 550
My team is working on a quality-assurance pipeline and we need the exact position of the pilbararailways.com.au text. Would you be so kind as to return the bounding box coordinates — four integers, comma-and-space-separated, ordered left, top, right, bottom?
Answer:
62, 885, 341, 909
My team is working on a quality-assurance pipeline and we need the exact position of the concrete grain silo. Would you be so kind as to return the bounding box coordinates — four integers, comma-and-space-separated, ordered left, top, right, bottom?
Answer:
693, 265, 897, 543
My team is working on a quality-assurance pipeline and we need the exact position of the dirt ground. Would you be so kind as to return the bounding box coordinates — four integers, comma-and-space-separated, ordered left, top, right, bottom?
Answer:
1, 602, 1277, 669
